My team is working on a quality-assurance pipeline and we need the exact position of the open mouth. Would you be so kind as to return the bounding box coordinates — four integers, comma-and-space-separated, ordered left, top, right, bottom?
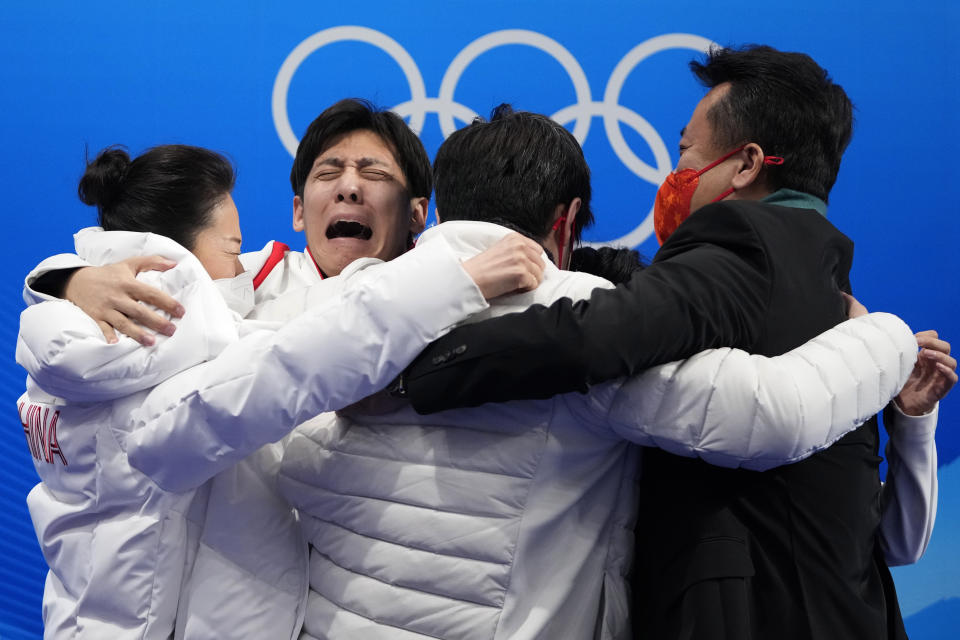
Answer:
326, 220, 372, 241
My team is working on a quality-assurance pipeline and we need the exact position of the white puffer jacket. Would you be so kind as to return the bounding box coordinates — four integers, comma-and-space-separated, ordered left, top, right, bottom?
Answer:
17, 227, 489, 640
278, 221, 932, 640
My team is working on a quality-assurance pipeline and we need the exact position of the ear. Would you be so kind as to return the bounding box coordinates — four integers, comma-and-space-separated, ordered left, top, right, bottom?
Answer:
562, 197, 581, 242
292, 195, 305, 232
409, 197, 428, 235
731, 143, 765, 191
549, 197, 582, 269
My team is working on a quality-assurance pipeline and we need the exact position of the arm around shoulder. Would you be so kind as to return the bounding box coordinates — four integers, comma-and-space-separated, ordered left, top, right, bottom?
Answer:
16, 266, 237, 402
603, 312, 918, 470
124, 237, 490, 492
405, 202, 773, 414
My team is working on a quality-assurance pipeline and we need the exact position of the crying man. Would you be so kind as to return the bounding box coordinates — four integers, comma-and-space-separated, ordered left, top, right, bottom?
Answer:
290, 103, 430, 279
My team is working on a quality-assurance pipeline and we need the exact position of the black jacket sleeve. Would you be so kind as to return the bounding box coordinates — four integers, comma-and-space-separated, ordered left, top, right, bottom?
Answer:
404, 201, 774, 413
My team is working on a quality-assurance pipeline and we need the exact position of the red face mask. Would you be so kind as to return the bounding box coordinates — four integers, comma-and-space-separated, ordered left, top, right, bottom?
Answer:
652, 146, 783, 245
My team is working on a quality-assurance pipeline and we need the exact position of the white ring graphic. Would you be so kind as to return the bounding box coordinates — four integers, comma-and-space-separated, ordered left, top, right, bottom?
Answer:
594, 33, 714, 248
273, 27, 717, 247
437, 30, 592, 141
271, 26, 427, 156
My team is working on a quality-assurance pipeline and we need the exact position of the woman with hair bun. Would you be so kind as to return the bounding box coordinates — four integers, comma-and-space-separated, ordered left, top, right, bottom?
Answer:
77, 144, 243, 280
16, 143, 542, 639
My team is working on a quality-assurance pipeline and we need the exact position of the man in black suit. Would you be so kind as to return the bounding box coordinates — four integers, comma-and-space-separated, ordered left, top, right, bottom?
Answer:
403, 45, 956, 639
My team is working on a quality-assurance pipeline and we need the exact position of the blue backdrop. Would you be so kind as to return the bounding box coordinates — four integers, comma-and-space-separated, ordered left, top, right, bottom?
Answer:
2, 2, 957, 638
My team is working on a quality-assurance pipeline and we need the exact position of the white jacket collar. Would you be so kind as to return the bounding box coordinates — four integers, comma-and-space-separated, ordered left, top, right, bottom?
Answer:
418, 220, 555, 268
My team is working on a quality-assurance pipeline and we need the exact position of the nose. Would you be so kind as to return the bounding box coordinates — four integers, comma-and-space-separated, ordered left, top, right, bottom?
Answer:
335, 172, 362, 204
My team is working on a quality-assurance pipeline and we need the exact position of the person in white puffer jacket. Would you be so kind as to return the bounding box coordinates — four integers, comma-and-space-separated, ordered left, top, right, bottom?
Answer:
16, 143, 546, 640
276, 108, 937, 640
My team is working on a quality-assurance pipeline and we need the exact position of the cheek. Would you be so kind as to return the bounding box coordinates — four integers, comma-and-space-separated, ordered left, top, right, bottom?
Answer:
301, 186, 332, 219
688, 182, 711, 214
224, 262, 242, 279
374, 190, 413, 234
675, 152, 700, 173
690, 169, 729, 209
300, 198, 323, 227
203, 257, 239, 280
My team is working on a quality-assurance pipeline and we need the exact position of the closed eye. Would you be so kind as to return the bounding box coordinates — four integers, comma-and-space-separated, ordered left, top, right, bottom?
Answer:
361, 168, 391, 180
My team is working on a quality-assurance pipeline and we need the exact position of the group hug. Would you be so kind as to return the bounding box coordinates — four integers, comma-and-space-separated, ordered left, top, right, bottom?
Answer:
16, 44, 955, 639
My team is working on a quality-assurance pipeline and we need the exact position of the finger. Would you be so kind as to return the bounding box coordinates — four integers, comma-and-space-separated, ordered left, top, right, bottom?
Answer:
521, 257, 544, 285
510, 265, 536, 292
514, 245, 543, 266
105, 310, 155, 346
936, 362, 959, 383
525, 238, 545, 254
96, 321, 119, 345
528, 265, 543, 287
916, 333, 950, 355
114, 297, 178, 336
920, 349, 957, 370
519, 271, 539, 292
501, 233, 527, 248
511, 236, 543, 254
128, 255, 178, 274
527, 254, 545, 278
125, 281, 185, 319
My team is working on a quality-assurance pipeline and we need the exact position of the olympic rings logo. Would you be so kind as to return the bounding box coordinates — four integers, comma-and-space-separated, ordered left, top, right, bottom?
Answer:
272, 26, 715, 247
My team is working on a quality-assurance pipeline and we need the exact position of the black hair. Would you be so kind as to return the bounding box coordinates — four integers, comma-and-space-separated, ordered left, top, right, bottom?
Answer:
433, 104, 594, 242
289, 98, 432, 200
690, 44, 854, 202
569, 246, 646, 285
78, 144, 236, 250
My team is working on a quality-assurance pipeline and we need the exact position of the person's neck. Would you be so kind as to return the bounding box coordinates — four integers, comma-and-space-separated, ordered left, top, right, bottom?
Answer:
728, 183, 772, 202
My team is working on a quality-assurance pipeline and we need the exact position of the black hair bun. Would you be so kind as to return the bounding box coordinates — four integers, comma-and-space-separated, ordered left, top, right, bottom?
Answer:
78, 145, 131, 209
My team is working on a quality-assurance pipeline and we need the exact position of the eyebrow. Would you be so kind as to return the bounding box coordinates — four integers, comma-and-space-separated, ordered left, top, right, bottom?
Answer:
315, 157, 388, 170
224, 235, 242, 246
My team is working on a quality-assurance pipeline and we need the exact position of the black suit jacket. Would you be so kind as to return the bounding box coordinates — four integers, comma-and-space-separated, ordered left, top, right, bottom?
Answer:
405, 199, 906, 639
406, 200, 835, 408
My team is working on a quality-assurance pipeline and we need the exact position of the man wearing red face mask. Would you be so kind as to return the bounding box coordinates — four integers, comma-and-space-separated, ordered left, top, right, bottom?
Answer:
653, 142, 782, 245
403, 45, 956, 640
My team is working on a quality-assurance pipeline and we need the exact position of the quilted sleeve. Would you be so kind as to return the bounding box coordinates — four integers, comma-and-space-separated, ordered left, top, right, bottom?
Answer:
879, 402, 938, 566
123, 236, 489, 493
15, 266, 238, 402
600, 312, 918, 470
